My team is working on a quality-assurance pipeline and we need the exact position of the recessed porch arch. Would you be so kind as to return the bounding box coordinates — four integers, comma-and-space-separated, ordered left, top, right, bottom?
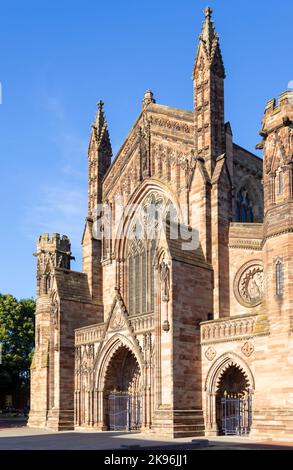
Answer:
93, 334, 144, 430
204, 352, 255, 436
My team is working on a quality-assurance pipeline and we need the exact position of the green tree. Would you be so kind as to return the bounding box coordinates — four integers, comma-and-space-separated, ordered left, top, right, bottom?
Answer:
0, 294, 35, 408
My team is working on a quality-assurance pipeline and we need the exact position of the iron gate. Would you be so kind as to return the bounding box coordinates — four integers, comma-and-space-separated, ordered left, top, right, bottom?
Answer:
218, 393, 252, 436
108, 392, 142, 431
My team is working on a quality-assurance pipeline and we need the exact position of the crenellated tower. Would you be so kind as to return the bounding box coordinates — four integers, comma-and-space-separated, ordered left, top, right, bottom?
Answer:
250, 91, 293, 438
258, 91, 293, 215
29, 233, 74, 429
257, 91, 293, 321
36, 233, 72, 297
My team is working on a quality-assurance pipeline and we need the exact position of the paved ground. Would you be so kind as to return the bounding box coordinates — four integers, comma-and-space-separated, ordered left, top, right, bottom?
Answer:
0, 423, 292, 450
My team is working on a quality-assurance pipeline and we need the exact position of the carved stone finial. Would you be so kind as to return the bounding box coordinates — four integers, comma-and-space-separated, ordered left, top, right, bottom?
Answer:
162, 320, 170, 332
192, 5, 225, 81
204, 6, 213, 19
97, 99, 104, 110
93, 99, 107, 133
142, 89, 156, 109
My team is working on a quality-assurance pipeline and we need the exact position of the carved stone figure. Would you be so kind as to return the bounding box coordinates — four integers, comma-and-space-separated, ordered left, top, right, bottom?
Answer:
160, 260, 170, 302
110, 306, 125, 331
50, 291, 59, 329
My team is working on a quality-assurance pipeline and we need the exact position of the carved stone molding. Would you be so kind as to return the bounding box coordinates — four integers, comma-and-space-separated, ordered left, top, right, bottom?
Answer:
205, 347, 216, 361
143, 332, 152, 351
241, 342, 254, 357
138, 118, 151, 180
109, 304, 126, 331
162, 320, 170, 332
149, 116, 192, 134
49, 290, 59, 329
234, 261, 264, 308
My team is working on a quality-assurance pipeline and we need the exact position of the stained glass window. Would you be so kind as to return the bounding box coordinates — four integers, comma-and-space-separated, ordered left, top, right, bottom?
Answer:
135, 255, 140, 314
129, 257, 134, 314
142, 250, 147, 313
236, 189, 254, 223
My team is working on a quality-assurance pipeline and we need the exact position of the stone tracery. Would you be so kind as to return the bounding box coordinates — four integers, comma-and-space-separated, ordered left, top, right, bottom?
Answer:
234, 261, 264, 308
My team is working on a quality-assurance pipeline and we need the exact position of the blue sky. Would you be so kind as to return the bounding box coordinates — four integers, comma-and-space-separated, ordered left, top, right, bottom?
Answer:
0, 0, 292, 299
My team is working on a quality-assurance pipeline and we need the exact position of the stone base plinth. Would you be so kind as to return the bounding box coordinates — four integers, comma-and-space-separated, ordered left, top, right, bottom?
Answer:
29, 409, 74, 431
74, 423, 108, 431
250, 409, 293, 441
47, 409, 74, 431
27, 410, 47, 429
151, 409, 205, 438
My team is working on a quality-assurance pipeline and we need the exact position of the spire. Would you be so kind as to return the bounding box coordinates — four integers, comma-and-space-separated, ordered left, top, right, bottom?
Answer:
88, 100, 112, 216
192, 6, 225, 79
92, 99, 111, 148
201, 7, 217, 51
192, 7, 226, 176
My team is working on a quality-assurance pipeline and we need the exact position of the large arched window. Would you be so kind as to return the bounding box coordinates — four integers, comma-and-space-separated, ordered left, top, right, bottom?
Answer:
135, 254, 140, 314
127, 191, 177, 315
150, 240, 156, 312
129, 256, 134, 314
141, 250, 147, 313
128, 241, 156, 315
236, 188, 254, 223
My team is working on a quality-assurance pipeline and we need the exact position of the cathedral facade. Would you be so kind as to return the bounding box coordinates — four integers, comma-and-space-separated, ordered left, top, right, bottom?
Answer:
28, 8, 293, 440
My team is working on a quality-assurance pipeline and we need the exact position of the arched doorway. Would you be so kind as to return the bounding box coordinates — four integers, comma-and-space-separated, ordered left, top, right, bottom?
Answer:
205, 353, 254, 437
103, 345, 142, 431
216, 365, 252, 436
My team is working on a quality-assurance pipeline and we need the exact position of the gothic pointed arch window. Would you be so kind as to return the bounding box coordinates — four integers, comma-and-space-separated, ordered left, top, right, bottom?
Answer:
135, 254, 140, 314
128, 235, 156, 315
127, 191, 177, 315
141, 249, 147, 313
236, 188, 254, 223
150, 240, 156, 312
127, 192, 171, 315
129, 256, 134, 315
276, 259, 283, 297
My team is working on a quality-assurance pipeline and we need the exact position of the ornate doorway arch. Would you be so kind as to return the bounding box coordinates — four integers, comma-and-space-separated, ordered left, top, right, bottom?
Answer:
105, 346, 142, 431
205, 353, 255, 436
95, 337, 143, 431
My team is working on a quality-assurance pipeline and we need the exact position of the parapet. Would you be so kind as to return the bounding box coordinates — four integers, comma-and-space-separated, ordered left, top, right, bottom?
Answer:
37, 233, 71, 253
260, 90, 293, 135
